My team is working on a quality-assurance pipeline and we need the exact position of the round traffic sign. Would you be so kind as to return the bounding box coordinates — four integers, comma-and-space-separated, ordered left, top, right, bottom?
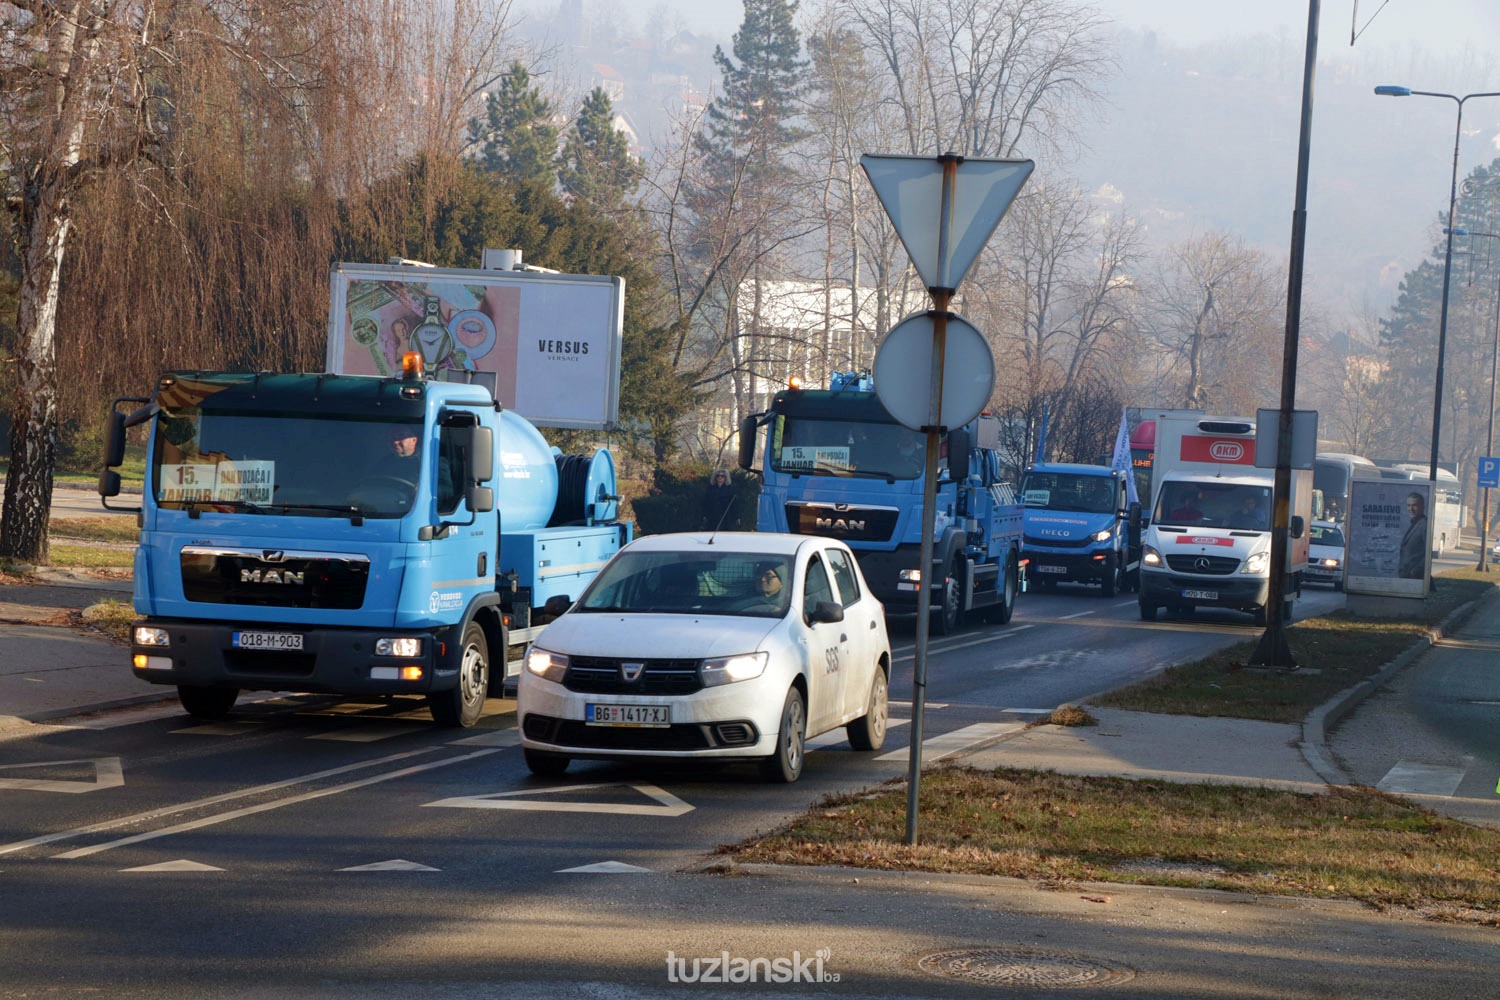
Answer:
872, 312, 995, 431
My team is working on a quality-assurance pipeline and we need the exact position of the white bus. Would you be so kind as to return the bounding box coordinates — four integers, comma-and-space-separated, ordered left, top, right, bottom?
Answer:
1376, 464, 1463, 556
1313, 452, 1380, 523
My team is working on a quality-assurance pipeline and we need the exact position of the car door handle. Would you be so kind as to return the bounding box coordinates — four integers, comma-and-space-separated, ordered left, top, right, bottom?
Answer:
840, 634, 848, 643
869, 620, 877, 629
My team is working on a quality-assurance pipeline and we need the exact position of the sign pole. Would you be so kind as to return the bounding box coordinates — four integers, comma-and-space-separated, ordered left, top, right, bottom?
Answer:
905, 154, 960, 846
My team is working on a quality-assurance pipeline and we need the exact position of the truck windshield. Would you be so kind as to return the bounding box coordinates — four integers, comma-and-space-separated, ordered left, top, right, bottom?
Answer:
1154, 481, 1272, 530
771, 416, 927, 480
153, 408, 425, 519
1021, 472, 1116, 514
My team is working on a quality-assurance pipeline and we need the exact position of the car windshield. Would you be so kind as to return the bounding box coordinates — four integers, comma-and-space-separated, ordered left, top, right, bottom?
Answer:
576, 550, 792, 618
1311, 524, 1345, 546
1021, 472, 1116, 513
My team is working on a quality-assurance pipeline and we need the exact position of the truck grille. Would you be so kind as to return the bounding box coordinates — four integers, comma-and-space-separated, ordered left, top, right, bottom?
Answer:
786, 503, 900, 544
1023, 533, 1092, 549
1164, 554, 1241, 575
180, 546, 370, 609
563, 656, 703, 694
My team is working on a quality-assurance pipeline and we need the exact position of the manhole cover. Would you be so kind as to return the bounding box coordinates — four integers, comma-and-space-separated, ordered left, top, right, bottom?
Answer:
917, 948, 1135, 988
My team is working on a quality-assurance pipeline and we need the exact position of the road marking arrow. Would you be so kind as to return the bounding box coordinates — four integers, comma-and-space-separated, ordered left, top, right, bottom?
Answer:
122, 859, 223, 872
0, 757, 123, 794
424, 782, 693, 817
556, 861, 653, 873
340, 859, 440, 871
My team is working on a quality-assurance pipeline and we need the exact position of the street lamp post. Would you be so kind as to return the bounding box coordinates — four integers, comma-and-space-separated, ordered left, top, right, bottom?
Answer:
1445, 225, 1500, 571
1374, 86, 1500, 488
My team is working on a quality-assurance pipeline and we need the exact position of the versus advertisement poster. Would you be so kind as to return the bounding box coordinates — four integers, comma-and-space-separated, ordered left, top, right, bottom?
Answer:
326, 264, 623, 429
1345, 479, 1431, 598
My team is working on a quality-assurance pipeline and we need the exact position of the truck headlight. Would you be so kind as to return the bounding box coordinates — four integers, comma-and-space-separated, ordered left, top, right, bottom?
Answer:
525, 647, 569, 683
1141, 544, 1162, 568
1242, 551, 1269, 574
134, 626, 170, 647
375, 637, 423, 657
899, 568, 922, 583
701, 651, 768, 687
1092, 528, 1113, 542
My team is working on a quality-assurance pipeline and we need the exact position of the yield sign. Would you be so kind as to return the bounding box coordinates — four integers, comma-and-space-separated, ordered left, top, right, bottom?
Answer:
861, 153, 1033, 291
423, 782, 693, 817
0, 757, 124, 794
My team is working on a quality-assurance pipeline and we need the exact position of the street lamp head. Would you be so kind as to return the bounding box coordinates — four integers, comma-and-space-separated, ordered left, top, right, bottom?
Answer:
1374, 85, 1412, 97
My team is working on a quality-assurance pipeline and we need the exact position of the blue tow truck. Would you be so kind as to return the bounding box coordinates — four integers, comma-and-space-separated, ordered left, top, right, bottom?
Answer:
1020, 463, 1140, 596
737, 372, 1024, 634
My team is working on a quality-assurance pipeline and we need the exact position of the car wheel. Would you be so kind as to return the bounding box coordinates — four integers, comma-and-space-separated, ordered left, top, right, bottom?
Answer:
1138, 597, 1157, 621
932, 557, 964, 636
846, 669, 889, 752
1333, 579, 1344, 592
428, 621, 488, 728
524, 748, 570, 777
760, 686, 807, 783
177, 685, 238, 720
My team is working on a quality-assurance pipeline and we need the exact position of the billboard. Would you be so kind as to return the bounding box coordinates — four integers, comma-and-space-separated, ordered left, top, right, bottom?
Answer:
1344, 479, 1431, 598
326, 263, 624, 430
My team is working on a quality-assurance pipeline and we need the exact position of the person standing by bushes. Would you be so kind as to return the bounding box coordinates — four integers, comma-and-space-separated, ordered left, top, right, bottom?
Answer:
702, 469, 735, 529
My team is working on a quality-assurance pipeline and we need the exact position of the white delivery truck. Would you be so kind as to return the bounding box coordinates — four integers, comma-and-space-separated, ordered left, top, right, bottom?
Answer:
1137, 410, 1311, 625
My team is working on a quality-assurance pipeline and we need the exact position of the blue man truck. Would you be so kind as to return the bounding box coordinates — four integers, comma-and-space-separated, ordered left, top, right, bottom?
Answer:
97, 260, 630, 727
1020, 463, 1140, 596
737, 372, 1024, 634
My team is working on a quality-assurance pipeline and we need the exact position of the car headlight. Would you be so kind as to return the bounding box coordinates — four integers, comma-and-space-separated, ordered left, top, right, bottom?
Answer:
1141, 544, 1162, 567
1092, 528, 1113, 542
1242, 551, 1269, 574
525, 646, 569, 683
701, 651, 769, 687
1321, 557, 1340, 569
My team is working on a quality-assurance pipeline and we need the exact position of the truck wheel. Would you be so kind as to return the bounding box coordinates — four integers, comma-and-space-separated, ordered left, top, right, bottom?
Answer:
177, 685, 238, 720
846, 669, 888, 751
932, 557, 964, 636
1100, 557, 1119, 598
524, 748, 570, 777
760, 686, 806, 783
989, 552, 1018, 624
429, 621, 489, 728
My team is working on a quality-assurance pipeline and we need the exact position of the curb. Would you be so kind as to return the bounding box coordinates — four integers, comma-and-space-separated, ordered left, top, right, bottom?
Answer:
1297, 590, 1494, 785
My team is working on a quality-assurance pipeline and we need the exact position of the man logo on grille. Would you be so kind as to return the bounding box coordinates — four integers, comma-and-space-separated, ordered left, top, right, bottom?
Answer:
621, 661, 646, 682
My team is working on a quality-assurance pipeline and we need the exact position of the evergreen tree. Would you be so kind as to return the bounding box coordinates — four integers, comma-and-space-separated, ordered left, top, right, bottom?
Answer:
559, 87, 642, 207
470, 62, 559, 188
694, 0, 808, 190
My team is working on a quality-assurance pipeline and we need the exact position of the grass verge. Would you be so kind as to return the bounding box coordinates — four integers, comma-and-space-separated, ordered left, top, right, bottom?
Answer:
728, 767, 1500, 925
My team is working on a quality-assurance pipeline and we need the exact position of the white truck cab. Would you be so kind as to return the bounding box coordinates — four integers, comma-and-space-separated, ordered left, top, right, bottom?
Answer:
1137, 411, 1311, 625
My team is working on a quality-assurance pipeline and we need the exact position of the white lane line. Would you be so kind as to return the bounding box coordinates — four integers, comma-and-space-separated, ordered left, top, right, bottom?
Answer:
448, 727, 522, 747
1376, 760, 1469, 797
54, 747, 505, 859
894, 625, 1035, 663
1113, 601, 1138, 608
807, 718, 910, 750
172, 723, 261, 736
1060, 610, 1095, 620
424, 782, 692, 817
0, 745, 444, 858
308, 726, 417, 743
875, 722, 1024, 763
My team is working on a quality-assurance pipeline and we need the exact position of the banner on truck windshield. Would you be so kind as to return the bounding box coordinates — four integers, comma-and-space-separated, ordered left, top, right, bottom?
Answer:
1344, 479, 1430, 598
326, 263, 624, 430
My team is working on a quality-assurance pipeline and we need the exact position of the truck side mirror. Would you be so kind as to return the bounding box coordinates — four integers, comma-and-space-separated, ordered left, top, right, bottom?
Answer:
468, 425, 494, 482
946, 427, 971, 481
102, 410, 128, 468
1290, 515, 1305, 539
737, 415, 758, 470
466, 485, 494, 513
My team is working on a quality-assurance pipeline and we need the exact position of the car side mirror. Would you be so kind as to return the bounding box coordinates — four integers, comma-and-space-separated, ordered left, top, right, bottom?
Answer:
543, 595, 573, 618
808, 600, 844, 625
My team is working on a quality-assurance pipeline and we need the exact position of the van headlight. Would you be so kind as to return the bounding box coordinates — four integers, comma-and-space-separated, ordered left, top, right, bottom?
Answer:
1242, 551, 1269, 574
525, 646, 569, 683
1141, 544, 1162, 568
701, 651, 768, 687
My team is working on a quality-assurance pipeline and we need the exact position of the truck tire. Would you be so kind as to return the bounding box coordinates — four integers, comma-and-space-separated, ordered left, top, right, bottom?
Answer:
846, 668, 888, 751
932, 556, 965, 636
177, 685, 238, 721
760, 686, 807, 782
428, 621, 489, 728
1100, 554, 1118, 598
990, 552, 1018, 624
524, 748, 571, 777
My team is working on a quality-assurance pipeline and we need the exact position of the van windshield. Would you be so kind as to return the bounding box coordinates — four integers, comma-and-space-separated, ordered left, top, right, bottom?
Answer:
1154, 481, 1271, 530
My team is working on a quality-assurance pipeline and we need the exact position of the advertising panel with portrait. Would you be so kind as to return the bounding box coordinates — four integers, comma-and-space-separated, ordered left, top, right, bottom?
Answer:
1344, 479, 1431, 598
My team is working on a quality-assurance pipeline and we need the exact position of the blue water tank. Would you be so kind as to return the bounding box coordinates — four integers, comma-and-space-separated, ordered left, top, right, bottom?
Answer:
496, 410, 560, 529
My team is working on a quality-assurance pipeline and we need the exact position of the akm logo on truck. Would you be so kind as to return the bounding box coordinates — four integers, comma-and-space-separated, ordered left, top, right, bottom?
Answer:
1180, 436, 1256, 465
